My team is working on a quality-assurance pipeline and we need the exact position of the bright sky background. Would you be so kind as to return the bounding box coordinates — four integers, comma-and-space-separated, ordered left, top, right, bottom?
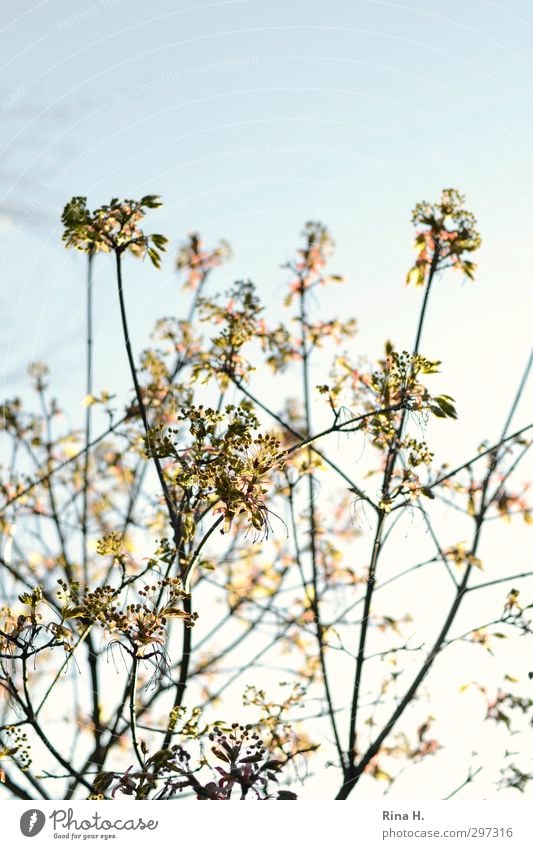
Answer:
0, 0, 532, 802
1, 0, 532, 432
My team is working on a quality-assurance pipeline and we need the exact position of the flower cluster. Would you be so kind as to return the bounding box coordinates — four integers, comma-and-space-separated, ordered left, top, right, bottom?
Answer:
194, 281, 263, 386
92, 724, 297, 800
285, 221, 343, 304
168, 402, 283, 535
177, 232, 232, 289
406, 188, 481, 286
0, 727, 32, 777
61, 195, 167, 267
59, 576, 195, 657
358, 346, 457, 450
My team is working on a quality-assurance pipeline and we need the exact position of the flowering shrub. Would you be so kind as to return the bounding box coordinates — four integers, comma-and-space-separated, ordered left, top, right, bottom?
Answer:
0, 189, 530, 801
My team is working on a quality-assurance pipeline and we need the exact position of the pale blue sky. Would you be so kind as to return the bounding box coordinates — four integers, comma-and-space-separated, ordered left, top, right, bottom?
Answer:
1, 0, 532, 459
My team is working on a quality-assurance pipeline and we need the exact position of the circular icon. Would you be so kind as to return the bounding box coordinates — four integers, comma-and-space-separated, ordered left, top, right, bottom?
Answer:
20, 809, 46, 838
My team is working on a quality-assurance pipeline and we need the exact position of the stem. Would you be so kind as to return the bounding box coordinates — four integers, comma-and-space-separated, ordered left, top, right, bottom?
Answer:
498, 346, 532, 445
85, 633, 104, 772
413, 245, 440, 356
466, 570, 533, 593
82, 250, 94, 587
337, 558, 477, 799
38, 387, 73, 582
183, 515, 224, 592
282, 404, 403, 457
344, 247, 441, 784
382, 250, 441, 498
444, 766, 482, 800
418, 424, 532, 496
161, 595, 192, 750
0, 769, 32, 800
298, 281, 345, 771
81, 252, 105, 777
129, 656, 144, 769
338, 415, 498, 799
115, 251, 181, 546
347, 510, 386, 773
160, 515, 225, 751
